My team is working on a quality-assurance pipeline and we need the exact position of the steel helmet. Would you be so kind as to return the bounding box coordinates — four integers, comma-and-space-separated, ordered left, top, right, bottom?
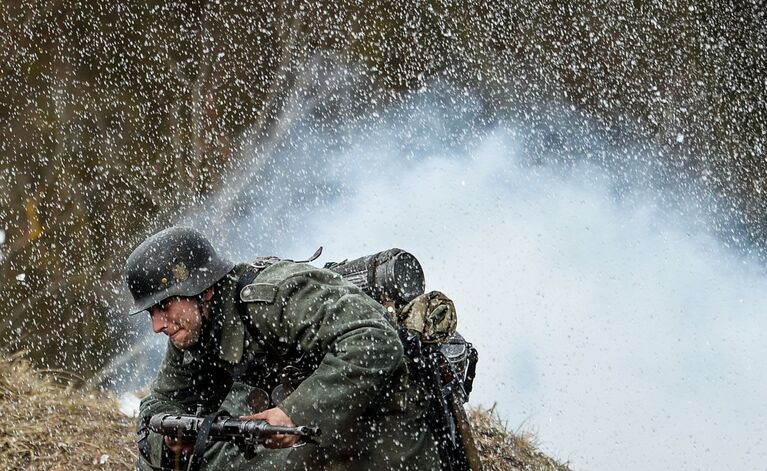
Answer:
124, 226, 234, 315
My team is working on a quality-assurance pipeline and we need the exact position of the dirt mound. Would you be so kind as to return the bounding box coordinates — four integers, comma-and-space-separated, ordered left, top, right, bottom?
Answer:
0, 356, 569, 470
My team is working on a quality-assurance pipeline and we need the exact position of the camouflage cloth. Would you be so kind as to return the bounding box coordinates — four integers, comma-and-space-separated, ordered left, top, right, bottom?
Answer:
398, 291, 457, 344
137, 261, 439, 470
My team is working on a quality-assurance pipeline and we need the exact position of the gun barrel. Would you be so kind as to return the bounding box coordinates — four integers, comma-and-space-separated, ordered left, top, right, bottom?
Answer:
148, 414, 200, 438
234, 418, 321, 437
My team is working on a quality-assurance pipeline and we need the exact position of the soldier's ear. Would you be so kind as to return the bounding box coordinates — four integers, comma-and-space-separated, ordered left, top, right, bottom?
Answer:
201, 287, 215, 302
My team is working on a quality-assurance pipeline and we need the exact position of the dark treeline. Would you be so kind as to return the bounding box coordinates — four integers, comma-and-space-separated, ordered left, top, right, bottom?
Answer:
0, 0, 764, 376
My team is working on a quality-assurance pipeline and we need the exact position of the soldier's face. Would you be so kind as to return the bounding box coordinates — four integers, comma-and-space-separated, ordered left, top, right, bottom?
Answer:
149, 297, 203, 349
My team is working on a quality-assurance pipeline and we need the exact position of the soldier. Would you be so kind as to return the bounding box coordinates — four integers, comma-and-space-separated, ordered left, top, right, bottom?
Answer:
125, 226, 439, 470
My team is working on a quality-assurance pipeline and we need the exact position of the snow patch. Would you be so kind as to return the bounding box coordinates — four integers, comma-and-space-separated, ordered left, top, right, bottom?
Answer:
118, 392, 141, 417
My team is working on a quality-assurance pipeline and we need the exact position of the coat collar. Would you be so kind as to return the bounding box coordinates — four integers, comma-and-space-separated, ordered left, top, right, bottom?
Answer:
184, 265, 247, 365
213, 265, 248, 364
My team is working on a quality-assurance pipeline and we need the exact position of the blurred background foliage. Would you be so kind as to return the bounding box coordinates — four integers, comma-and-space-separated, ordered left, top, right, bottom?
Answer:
0, 0, 764, 376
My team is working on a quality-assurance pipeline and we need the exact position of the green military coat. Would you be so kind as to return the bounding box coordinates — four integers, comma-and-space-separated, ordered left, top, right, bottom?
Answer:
137, 261, 439, 470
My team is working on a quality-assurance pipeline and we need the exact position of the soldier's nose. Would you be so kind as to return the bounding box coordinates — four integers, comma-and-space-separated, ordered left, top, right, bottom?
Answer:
150, 310, 167, 333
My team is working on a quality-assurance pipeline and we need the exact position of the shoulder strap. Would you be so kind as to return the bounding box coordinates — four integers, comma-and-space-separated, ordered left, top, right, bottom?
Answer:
233, 259, 319, 364
235, 256, 281, 297
235, 260, 271, 335
234, 259, 285, 354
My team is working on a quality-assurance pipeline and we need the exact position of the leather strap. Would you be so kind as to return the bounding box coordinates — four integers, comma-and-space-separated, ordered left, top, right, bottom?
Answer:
464, 344, 478, 398
188, 410, 230, 471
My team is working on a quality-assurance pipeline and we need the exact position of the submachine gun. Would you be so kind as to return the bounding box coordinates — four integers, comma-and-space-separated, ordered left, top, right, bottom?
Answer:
326, 249, 482, 471
145, 409, 320, 471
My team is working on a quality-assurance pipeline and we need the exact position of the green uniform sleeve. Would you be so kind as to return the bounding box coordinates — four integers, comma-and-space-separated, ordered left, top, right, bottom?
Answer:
137, 341, 233, 466
244, 266, 405, 447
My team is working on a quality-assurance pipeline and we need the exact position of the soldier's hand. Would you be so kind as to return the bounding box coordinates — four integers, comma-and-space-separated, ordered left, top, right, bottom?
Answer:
243, 407, 299, 448
163, 435, 195, 456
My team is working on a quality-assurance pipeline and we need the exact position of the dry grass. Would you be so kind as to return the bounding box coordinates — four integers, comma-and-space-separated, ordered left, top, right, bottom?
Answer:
0, 356, 570, 470
0, 355, 135, 470
470, 407, 571, 471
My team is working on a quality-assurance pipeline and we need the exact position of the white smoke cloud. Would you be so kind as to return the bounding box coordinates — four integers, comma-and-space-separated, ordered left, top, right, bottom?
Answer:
232, 114, 767, 470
